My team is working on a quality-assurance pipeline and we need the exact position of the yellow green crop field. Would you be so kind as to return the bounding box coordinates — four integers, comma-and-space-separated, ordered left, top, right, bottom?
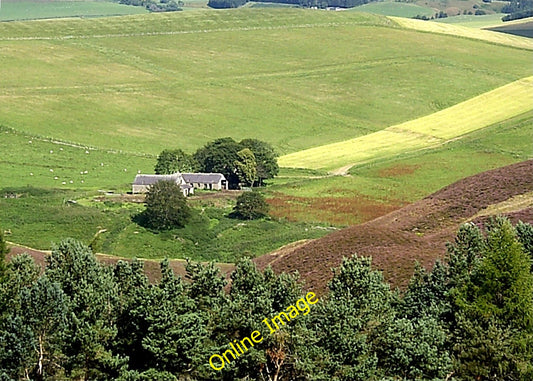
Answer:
279, 76, 533, 171
391, 16, 533, 50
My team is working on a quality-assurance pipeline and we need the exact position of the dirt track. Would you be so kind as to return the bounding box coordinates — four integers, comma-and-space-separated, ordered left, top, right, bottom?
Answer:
255, 160, 533, 292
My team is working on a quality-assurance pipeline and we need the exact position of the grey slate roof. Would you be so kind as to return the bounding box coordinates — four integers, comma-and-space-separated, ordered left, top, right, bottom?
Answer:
133, 174, 181, 186
182, 173, 226, 184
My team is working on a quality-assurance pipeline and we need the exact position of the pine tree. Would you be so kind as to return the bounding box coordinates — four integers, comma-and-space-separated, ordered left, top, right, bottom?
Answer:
19, 275, 68, 379
303, 255, 393, 380
142, 260, 210, 376
516, 221, 533, 272
113, 259, 151, 370
0, 228, 9, 281
379, 261, 452, 379
45, 239, 126, 380
0, 254, 43, 378
452, 217, 533, 379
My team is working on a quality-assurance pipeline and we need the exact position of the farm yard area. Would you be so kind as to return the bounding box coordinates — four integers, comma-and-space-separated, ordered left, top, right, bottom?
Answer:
1, 3, 533, 379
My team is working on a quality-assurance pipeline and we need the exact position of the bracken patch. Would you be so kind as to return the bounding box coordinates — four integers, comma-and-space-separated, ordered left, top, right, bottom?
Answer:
267, 192, 404, 226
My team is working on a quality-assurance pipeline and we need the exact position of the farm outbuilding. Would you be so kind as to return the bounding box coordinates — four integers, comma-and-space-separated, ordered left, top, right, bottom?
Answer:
132, 172, 227, 195
132, 173, 194, 196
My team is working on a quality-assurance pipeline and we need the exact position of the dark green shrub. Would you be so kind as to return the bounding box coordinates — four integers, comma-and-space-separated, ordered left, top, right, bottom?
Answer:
141, 180, 191, 230
231, 191, 269, 220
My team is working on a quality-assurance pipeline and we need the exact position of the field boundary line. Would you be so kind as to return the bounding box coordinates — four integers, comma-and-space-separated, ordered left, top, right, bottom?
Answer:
0, 21, 382, 41
0, 124, 155, 158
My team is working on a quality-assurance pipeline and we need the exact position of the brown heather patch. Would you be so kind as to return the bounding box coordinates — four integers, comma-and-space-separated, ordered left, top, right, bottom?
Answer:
267, 192, 404, 226
257, 160, 533, 292
378, 164, 421, 178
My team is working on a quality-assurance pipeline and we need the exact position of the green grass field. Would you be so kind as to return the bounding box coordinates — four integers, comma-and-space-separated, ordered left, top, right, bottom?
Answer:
0, 9, 531, 160
350, 2, 435, 18
279, 77, 533, 171
0, 1, 147, 21
1, 8, 532, 256
0, 125, 155, 190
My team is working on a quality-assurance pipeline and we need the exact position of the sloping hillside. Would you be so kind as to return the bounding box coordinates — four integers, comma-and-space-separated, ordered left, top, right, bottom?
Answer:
1, 9, 531, 162
256, 160, 533, 291
278, 77, 533, 171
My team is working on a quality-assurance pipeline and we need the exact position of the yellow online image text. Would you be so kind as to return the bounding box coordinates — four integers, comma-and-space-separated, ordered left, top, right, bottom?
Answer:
209, 291, 319, 371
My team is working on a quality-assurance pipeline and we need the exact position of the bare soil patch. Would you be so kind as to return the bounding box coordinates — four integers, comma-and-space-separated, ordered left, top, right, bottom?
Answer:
378, 164, 421, 178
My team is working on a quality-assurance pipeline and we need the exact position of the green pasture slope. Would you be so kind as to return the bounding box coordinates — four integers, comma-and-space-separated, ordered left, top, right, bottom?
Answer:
350, 1, 435, 18
279, 77, 533, 171
0, 9, 531, 159
0, 186, 330, 260
0, 1, 147, 21
1, 8, 532, 256
0, 126, 155, 190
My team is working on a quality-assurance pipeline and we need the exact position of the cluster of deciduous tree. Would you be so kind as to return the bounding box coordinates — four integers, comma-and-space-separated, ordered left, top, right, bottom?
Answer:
1, 216, 532, 380
137, 180, 270, 231
155, 138, 279, 188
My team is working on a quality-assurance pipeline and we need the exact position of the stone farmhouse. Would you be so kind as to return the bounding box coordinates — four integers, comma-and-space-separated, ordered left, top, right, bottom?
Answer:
132, 172, 228, 196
